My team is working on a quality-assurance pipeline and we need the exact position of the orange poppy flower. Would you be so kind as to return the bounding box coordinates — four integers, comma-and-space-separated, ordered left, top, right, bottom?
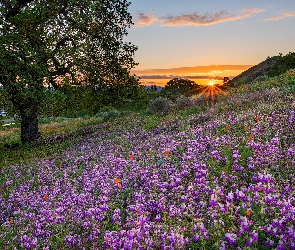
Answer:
246, 209, 251, 216
244, 116, 247, 120
9, 217, 14, 225
225, 125, 229, 131
249, 134, 253, 140
44, 194, 49, 201
114, 177, 120, 184
129, 154, 133, 160
60, 162, 63, 167
255, 116, 260, 122
165, 150, 169, 157
244, 126, 247, 130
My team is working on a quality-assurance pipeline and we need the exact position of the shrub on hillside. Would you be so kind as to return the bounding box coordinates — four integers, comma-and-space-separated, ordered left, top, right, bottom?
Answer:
175, 95, 193, 110
284, 74, 295, 94
98, 106, 117, 112
96, 110, 121, 119
266, 52, 295, 77
190, 95, 208, 106
40, 76, 144, 118
95, 109, 131, 120
146, 97, 173, 116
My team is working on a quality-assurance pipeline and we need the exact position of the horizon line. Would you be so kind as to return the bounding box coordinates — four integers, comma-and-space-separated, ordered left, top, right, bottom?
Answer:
136, 75, 231, 80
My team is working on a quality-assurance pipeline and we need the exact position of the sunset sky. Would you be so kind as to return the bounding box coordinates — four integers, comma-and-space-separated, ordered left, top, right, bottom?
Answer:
126, 0, 295, 86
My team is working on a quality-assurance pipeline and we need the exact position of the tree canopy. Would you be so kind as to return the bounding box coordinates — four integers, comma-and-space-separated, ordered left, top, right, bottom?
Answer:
161, 78, 200, 101
0, 0, 138, 144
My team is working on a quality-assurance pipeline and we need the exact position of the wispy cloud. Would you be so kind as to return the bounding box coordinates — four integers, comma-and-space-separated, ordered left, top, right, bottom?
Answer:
136, 13, 158, 26
135, 8, 265, 27
161, 9, 265, 26
131, 65, 253, 76
265, 11, 295, 21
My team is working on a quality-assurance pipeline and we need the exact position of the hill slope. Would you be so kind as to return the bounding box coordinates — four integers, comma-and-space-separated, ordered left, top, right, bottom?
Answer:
228, 56, 279, 87
0, 72, 295, 249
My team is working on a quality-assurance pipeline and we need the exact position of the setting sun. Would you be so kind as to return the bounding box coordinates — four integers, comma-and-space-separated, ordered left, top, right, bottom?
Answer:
193, 80, 231, 103
209, 80, 215, 86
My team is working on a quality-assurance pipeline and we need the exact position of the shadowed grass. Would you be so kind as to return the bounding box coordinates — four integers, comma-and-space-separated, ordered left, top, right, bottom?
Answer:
0, 117, 104, 168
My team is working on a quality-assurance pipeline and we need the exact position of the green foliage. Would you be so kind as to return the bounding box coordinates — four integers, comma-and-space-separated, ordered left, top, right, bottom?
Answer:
0, 116, 104, 167
100, 75, 143, 106
96, 109, 132, 120
229, 68, 295, 95
179, 105, 202, 118
0, 88, 12, 115
98, 106, 133, 119
161, 78, 199, 101
39, 80, 144, 117
40, 87, 91, 117
41, 89, 68, 117
227, 56, 280, 87
143, 115, 160, 130
146, 97, 173, 116
114, 89, 161, 113
284, 74, 295, 94
175, 95, 193, 110
0, 0, 138, 144
98, 106, 117, 113
265, 52, 295, 77
65, 111, 93, 119
38, 117, 70, 124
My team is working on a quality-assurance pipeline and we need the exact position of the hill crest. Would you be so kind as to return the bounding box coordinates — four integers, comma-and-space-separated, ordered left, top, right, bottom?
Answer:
228, 56, 279, 87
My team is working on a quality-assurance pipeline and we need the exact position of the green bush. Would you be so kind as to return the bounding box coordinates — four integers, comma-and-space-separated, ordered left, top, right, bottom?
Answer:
96, 110, 121, 119
95, 109, 132, 120
40, 78, 144, 118
41, 89, 69, 117
65, 110, 93, 118
98, 106, 117, 112
175, 95, 193, 110
113, 90, 161, 113
146, 97, 173, 116
283, 74, 295, 94
266, 52, 295, 77
98, 75, 143, 106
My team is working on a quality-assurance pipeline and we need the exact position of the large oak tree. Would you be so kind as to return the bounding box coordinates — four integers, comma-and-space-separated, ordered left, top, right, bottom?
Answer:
0, 0, 137, 144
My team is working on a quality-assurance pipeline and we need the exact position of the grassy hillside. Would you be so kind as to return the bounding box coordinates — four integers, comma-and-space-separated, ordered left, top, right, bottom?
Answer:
228, 56, 279, 87
0, 70, 295, 249
228, 52, 295, 88
265, 52, 295, 77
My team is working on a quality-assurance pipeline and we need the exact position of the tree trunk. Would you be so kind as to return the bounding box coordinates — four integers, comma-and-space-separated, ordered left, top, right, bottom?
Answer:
20, 107, 40, 144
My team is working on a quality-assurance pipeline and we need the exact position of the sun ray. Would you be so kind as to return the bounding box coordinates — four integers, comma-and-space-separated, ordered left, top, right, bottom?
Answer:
192, 81, 232, 103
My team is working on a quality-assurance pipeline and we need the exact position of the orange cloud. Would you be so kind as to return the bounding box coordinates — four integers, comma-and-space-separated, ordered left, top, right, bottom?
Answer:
135, 13, 158, 26
135, 9, 265, 27
131, 65, 253, 76
265, 11, 295, 21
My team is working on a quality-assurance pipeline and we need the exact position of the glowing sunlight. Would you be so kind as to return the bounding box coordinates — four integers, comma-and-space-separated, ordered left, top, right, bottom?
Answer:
209, 80, 215, 86
193, 82, 231, 102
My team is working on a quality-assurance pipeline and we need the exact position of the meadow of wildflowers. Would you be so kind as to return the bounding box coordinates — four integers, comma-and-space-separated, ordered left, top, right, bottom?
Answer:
0, 74, 295, 249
